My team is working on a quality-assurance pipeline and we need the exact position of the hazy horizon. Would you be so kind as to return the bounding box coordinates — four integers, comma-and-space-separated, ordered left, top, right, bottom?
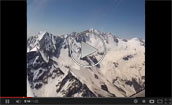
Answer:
27, 0, 145, 39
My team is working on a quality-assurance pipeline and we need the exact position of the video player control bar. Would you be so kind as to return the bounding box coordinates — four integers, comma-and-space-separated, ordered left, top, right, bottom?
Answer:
0, 98, 171, 105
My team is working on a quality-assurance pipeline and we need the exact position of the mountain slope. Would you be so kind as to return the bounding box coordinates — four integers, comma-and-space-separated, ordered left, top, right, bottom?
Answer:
27, 29, 145, 97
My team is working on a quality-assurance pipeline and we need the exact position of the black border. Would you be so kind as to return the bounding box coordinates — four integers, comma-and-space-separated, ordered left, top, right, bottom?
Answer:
0, 0, 2, 97
145, 0, 171, 97
0, 0, 27, 97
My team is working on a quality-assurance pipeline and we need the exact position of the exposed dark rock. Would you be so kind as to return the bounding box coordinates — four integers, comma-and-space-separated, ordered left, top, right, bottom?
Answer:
113, 62, 119, 67
114, 37, 119, 43
35, 83, 43, 89
56, 72, 96, 97
125, 78, 143, 92
90, 56, 100, 68
122, 39, 128, 42
123, 55, 134, 61
101, 84, 109, 92
94, 74, 99, 79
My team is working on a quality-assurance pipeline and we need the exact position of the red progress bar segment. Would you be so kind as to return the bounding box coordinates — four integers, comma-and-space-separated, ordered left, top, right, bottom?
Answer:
0, 97, 32, 98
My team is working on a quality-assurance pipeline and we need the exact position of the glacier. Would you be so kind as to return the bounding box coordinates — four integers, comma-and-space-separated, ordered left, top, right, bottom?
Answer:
27, 29, 145, 97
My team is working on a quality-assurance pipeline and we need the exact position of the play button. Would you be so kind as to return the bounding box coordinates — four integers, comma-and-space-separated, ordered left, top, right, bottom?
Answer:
81, 42, 97, 58
68, 32, 106, 68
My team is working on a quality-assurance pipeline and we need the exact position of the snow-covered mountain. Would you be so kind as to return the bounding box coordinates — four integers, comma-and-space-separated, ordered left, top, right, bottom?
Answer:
27, 29, 145, 97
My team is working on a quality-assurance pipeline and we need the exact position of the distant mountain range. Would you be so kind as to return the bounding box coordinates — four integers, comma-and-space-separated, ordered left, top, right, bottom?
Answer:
27, 28, 145, 97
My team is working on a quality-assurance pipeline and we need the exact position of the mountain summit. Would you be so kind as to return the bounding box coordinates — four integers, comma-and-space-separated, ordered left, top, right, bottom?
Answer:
27, 29, 145, 97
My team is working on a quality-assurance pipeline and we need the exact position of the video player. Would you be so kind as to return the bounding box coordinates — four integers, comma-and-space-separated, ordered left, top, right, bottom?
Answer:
0, 0, 171, 105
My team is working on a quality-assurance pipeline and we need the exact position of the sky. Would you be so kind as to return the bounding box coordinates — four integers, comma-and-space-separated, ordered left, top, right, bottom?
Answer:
27, 0, 145, 39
